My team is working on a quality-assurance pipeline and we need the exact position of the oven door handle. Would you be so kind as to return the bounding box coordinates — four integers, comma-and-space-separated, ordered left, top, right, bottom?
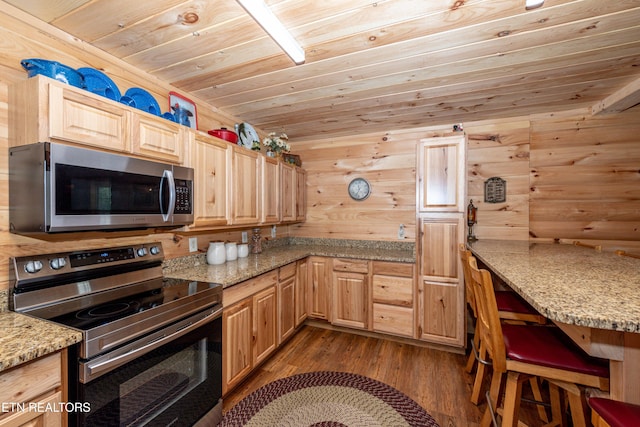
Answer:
81, 306, 222, 383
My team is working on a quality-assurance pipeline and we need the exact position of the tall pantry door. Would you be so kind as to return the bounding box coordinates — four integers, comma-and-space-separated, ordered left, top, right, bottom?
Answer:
416, 135, 466, 347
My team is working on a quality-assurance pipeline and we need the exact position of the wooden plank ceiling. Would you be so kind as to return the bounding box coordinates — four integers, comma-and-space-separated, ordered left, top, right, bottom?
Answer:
4, 0, 640, 140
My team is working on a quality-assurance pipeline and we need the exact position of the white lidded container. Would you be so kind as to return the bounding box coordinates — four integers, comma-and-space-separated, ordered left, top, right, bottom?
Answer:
206, 241, 226, 265
237, 243, 249, 258
225, 242, 238, 261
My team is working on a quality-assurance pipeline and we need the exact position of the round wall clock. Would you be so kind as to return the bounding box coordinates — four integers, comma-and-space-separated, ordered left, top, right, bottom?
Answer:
348, 177, 371, 201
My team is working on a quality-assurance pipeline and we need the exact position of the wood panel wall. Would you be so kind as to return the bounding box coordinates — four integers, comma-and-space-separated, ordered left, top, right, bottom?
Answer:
0, 4, 639, 297
289, 127, 457, 241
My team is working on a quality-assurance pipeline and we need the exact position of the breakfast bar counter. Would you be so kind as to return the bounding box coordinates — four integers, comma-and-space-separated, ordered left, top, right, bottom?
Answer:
468, 239, 640, 404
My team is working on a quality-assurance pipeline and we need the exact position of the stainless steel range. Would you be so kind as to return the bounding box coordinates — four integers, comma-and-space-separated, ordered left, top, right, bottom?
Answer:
10, 242, 223, 427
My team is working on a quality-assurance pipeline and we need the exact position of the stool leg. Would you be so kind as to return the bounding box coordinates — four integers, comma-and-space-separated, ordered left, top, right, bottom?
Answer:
502, 371, 527, 427
482, 370, 503, 427
529, 377, 550, 423
466, 324, 479, 374
471, 343, 487, 405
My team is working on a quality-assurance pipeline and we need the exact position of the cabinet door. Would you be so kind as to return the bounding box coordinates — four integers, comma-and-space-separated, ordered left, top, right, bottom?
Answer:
261, 156, 280, 224
280, 162, 296, 222
131, 113, 184, 163
189, 135, 230, 227
331, 271, 368, 330
295, 167, 306, 221
278, 274, 296, 345
417, 213, 465, 346
222, 298, 252, 394
0, 391, 63, 427
231, 146, 261, 224
253, 286, 277, 366
295, 258, 308, 326
417, 135, 465, 212
307, 257, 330, 320
49, 83, 130, 152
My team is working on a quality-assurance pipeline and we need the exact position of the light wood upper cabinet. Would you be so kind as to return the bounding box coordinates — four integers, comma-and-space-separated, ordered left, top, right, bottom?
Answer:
188, 134, 230, 228
231, 145, 261, 225
280, 162, 296, 222
131, 113, 184, 163
10, 75, 186, 163
10, 75, 130, 152
417, 135, 466, 212
295, 167, 306, 221
0, 350, 64, 427
261, 156, 280, 224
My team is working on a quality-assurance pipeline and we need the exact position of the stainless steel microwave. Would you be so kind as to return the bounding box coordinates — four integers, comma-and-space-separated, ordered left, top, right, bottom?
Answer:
9, 142, 194, 234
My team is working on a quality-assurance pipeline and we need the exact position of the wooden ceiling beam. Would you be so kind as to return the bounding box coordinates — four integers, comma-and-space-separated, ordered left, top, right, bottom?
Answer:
591, 75, 640, 115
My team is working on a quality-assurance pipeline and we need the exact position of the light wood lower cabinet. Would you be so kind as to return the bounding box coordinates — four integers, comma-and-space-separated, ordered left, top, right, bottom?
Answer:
307, 257, 331, 320
222, 298, 252, 395
295, 259, 308, 326
252, 286, 277, 366
0, 350, 65, 427
278, 263, 297, 345
372, 261, 415, 337
331, 259, 369, 330
222, 271, 278, 395
417, 213, 465, 347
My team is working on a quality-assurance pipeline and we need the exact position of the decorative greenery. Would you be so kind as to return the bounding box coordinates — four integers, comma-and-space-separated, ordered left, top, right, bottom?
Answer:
262, 132, 290, 154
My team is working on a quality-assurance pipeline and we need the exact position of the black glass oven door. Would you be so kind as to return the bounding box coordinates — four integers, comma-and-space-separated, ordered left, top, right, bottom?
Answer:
69, 314, 222, 427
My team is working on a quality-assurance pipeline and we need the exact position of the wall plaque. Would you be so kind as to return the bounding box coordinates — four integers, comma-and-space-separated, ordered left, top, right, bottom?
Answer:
484, 177, 506, 203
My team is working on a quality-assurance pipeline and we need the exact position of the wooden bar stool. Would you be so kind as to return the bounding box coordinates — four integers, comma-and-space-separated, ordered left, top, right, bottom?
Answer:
589, 397, 640, 427
459, 245, 546, 406
467, 256, 610, 427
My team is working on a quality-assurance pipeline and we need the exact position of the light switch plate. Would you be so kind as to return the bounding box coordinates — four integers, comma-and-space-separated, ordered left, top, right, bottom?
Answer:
271, 225, 277, 238
241, 231, 248, 243
189, 237, 198, 252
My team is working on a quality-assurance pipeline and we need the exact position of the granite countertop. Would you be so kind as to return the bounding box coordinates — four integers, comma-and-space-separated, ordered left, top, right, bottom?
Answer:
0, 312, 83, 373
164, 243, 415, 287
0, 239, 413, 373
467, 239, 640, 333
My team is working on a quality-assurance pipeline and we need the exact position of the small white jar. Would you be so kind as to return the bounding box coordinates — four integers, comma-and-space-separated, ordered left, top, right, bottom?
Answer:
206, 241, 226, 265
225, 242, 238, 261
237, 243, 249, 258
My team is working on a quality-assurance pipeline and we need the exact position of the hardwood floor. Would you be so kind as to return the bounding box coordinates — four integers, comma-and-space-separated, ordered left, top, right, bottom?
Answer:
222, 325, 555, 426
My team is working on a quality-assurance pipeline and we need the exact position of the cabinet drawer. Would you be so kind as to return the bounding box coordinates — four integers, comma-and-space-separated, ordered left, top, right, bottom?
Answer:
279, 262, 297, 280
372, 274, 413, 307
373, 303, 413, 337
332, 258, 369, 273
372, 261, 414, 277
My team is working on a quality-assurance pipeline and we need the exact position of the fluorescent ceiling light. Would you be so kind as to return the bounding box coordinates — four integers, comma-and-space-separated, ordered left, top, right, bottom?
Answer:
525, 0, 544, 9
236, 0, 305, 65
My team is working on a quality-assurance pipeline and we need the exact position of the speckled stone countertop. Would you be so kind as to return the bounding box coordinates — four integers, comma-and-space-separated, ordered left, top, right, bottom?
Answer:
0, 312, 82, 372
468, 239, 640, 333
0, 239, 412, 373
164, 239, 415, 287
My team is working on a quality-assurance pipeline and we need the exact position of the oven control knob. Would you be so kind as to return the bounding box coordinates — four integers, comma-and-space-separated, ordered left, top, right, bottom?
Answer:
137, 247, 148, 257
49, 257, 67, 270
24, 260, 43, 274
149, 246, 160, 255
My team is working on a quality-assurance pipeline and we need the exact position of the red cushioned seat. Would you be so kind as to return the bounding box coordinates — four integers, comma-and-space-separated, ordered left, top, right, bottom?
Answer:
495, 290, 538, 314
589, 397, 640, 427
502, 324, 609, 378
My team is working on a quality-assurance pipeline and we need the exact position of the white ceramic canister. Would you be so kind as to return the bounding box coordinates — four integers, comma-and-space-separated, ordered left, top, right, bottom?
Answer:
237, 243, 249, 258
225, 242, 238, 261
206, 241, 226, 265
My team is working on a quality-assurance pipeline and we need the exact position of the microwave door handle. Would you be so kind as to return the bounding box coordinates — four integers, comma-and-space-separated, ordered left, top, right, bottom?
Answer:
160, 169, 176, 222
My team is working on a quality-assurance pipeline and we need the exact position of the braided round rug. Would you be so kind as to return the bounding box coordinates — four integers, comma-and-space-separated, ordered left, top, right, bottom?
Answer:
220, 371, 439, 427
